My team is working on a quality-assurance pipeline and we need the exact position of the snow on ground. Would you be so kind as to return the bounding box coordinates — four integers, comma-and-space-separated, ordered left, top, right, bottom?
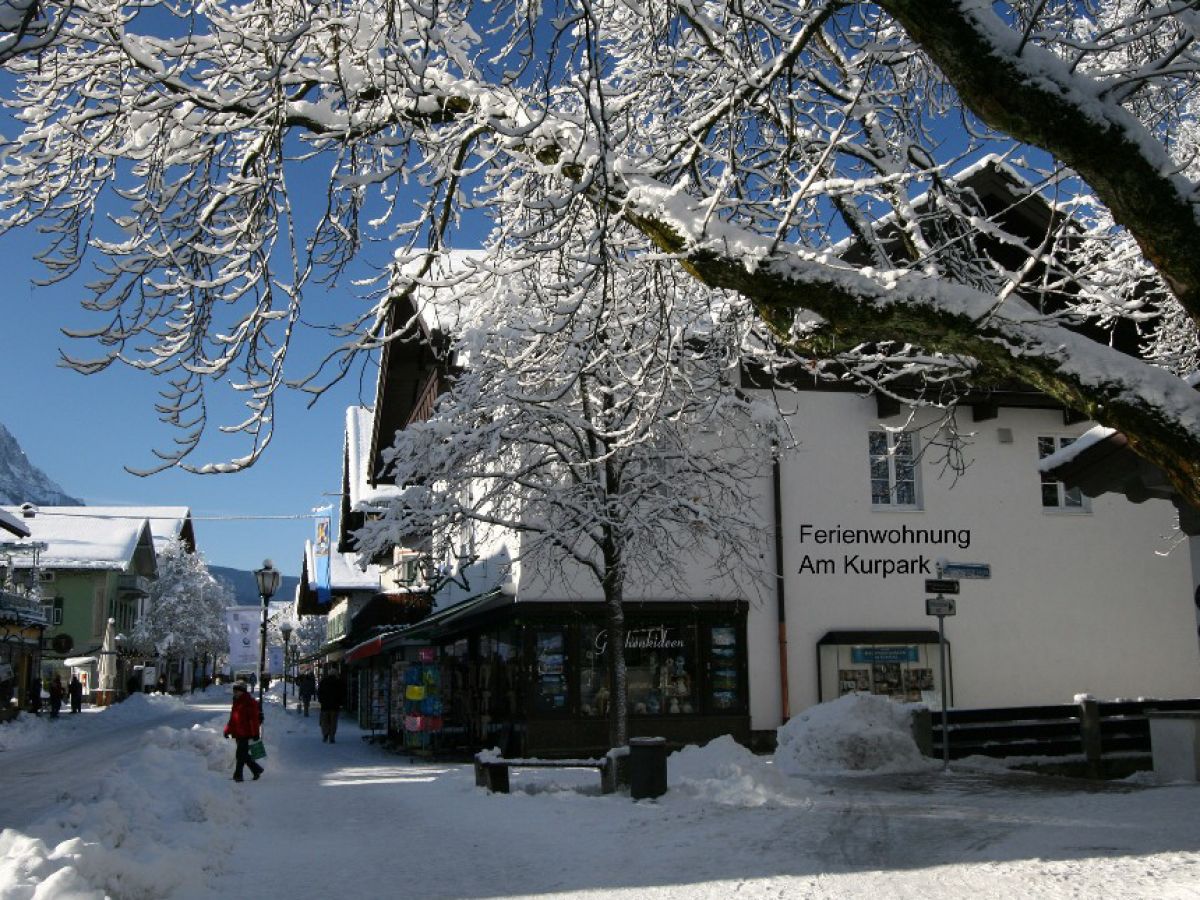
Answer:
2, 690, 1199, 899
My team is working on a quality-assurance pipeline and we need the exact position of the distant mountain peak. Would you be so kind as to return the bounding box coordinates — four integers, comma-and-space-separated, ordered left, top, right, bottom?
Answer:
0, 423, 84, 506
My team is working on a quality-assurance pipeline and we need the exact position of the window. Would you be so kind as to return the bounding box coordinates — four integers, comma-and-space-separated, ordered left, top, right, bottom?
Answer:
1038, 436, 1089, 510
869, 430, 921, 508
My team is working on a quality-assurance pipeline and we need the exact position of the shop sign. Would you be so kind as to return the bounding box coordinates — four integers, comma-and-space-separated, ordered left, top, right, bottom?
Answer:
850, 646, 919, 664
592, 625, 686, 655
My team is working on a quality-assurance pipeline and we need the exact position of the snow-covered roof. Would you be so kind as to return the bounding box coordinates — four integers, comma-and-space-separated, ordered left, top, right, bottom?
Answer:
393, 249, 486, 337
0, 507, 157, 572
69, 507, 193, 553
345, 407, 401, 511
304, 540, 383, 592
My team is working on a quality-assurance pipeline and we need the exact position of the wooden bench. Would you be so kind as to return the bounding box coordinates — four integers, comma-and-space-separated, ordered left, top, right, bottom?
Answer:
474, 751, 617, 794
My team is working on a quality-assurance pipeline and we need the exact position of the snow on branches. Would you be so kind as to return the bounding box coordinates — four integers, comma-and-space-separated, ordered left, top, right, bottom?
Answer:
0, 0, 1197, 503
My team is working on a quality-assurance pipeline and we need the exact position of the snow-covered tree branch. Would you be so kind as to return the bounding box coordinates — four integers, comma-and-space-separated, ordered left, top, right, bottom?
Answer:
0, 0, 1197, 506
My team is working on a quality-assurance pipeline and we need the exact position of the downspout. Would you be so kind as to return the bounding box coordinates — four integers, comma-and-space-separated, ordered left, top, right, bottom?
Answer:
772, 451, 791, 723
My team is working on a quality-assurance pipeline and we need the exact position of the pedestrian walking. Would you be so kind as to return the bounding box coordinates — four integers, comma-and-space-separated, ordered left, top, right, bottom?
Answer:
48, 675, 64, 718
297, 672, 315, 717
223, 681, 264, 782
68, 675, 83, 713
317, 669, 343, 743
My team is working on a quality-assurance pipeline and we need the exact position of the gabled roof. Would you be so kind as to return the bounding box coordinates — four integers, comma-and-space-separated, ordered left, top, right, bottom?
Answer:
1040, 374, 1200, 535
0, 507, 158, 574
68, 506, 196, 553
344, 407, 401, 512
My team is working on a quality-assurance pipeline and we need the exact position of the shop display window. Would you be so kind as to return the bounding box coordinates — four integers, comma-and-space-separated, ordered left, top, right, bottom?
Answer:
580, 623, 698, 716
532, 629, 568, 713
707, 625, 741, 712
579, 625, 608, 718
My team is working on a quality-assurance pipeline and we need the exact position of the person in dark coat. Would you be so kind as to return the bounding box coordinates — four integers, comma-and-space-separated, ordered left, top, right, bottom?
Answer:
297, 672, 316, 717
48, 675, 64, 718
68, 675, 84, 713
223, 682, 264, 782
316, 670, 343, 743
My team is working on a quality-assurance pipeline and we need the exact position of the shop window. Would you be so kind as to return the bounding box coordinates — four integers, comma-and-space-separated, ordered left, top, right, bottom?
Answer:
580, 625, 608, 718
581, 623, 699, 716
707, 625, 741, 712
1038, 436, 1089, 510
869, 430, 921, 509
532, 630, 568, 714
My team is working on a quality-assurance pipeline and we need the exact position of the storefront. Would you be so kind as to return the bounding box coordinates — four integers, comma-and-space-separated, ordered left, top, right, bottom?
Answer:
0, 592, 46, 720
816, 630, 948, 706
386, 594, 750, 757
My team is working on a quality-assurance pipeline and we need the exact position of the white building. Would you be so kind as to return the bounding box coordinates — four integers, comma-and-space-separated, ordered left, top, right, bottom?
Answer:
745, 387, 1199, 735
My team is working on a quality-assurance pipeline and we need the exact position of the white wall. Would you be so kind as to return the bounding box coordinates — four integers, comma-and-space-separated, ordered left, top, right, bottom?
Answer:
752, 390, 1200, 728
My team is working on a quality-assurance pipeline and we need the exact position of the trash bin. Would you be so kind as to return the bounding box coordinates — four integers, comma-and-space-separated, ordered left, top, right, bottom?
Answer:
1147, 711, 1200, 782
629, 736, 668, 799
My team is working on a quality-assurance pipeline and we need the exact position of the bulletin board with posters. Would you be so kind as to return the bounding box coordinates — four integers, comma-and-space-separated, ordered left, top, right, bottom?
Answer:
818, 630, 946, 706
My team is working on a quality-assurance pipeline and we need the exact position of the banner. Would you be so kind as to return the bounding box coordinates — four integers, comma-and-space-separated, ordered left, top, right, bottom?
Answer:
226, 607, 260, 671
315, 516, 332, 606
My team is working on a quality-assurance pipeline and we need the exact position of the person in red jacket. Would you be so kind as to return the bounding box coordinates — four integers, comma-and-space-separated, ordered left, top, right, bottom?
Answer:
223, 682, 264, 782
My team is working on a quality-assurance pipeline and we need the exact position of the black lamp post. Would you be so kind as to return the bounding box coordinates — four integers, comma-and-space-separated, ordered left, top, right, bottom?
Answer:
280, 620, 293, 710
254, 559, 281, 711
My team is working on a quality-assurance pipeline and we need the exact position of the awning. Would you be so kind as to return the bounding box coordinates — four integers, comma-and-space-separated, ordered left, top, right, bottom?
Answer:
63, 656, 98, 667
384, 589, 514, 646
344, 635, 384, 664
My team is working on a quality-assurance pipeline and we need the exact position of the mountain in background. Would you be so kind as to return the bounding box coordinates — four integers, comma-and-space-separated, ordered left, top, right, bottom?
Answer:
0, 423, 84, 506
210, 565, 301, 607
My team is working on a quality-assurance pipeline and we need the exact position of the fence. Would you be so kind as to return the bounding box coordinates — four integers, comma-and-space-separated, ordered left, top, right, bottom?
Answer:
914, 697, 1200, 775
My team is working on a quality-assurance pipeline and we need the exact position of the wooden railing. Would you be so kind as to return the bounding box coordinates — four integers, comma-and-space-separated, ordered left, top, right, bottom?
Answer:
405, 372, 441, 428
914, 697, 1200, 773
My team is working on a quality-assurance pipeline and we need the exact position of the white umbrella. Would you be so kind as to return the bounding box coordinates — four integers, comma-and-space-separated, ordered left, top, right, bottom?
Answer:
97, 617, 117, 699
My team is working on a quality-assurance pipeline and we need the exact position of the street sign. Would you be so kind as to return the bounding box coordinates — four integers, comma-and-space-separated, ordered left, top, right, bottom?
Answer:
924, 579, 960, 595
938, 561, 991, 579
926, 596, 956, 616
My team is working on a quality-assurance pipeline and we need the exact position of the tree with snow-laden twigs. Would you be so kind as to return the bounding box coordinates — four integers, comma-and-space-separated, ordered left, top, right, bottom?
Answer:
1, 0, 1198, 510
128, 538, 232, 670
356, 247, 784, 748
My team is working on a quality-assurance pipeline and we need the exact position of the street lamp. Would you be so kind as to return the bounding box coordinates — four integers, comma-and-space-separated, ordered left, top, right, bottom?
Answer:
279, 620, 293, 710
254, 559, 282, 711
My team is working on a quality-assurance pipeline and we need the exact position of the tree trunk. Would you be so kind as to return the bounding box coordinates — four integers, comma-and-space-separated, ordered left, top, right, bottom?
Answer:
603, 568, 628, 751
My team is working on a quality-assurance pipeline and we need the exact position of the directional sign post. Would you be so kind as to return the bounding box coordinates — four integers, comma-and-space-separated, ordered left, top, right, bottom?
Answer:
925, 591, 956, 769
925, 579, 960, 595
925, 596, 956, 616
937, 561, 991, 580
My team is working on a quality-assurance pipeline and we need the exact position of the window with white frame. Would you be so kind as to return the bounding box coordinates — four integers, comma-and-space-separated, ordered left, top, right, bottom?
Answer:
1037, 436, 1089, 510
869, 430, 921, 509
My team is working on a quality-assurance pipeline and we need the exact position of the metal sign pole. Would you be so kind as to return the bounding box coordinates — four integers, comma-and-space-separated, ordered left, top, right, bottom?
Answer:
938, 611, 949, 769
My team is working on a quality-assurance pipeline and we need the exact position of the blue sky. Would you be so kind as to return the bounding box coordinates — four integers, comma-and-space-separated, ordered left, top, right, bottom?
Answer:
0, 223, 377, 576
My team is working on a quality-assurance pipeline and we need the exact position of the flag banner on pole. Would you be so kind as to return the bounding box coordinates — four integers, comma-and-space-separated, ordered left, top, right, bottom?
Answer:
315, 516, 332, 605
226, 607, 260, 670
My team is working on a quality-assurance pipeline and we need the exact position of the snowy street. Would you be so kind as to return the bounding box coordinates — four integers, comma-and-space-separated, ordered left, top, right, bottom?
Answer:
2, 688, 1199, 899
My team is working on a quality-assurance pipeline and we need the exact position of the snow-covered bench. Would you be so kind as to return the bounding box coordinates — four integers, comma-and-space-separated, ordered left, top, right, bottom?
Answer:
474, 748, 618, 794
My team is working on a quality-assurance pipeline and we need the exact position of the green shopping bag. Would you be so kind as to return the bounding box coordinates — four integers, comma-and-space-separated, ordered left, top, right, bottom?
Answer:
248, 738, 267, 760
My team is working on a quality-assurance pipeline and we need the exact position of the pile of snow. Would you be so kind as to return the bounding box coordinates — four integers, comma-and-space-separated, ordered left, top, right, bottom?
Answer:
0, 692, 184, 752
667, 735, 774, 806
775, 693, 937, 776
0, 707, 243, 899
